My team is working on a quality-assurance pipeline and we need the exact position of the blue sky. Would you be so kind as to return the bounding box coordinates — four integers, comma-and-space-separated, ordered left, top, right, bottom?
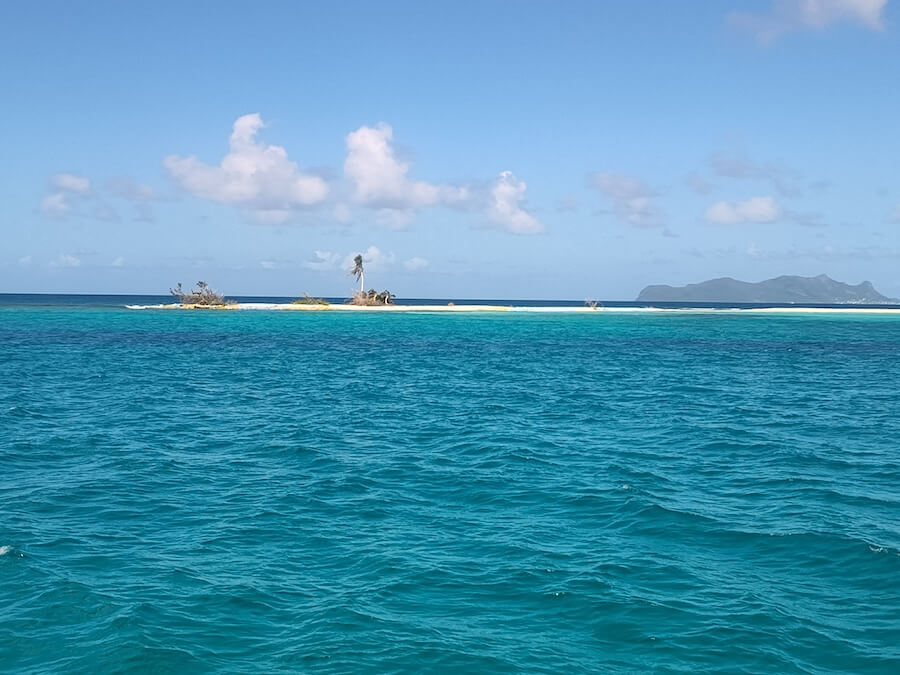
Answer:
2, 0, 899, 299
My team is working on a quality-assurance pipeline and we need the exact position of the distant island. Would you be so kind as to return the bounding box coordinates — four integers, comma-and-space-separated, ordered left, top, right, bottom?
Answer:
637, 274, 898, 304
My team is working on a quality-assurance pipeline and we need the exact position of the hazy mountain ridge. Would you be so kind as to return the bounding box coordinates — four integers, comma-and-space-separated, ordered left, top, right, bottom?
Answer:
637, 274, 897, 304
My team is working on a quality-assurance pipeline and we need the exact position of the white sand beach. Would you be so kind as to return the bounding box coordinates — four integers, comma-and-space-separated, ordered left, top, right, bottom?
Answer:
125, 303, 900, 314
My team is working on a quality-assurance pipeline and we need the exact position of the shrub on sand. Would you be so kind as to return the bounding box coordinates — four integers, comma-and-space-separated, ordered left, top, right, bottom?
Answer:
170, 281, 231, 306
292, 294, 330, 305
349, 289, 395, 306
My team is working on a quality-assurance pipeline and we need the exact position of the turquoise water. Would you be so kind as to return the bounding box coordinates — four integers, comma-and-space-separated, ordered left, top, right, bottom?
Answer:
2, 305, 899, 673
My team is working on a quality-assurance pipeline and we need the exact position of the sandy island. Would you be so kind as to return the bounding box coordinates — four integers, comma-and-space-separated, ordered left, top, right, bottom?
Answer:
125, 303, 900, 315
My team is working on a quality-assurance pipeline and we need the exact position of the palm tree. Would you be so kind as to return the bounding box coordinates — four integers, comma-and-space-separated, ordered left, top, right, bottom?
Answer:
350, 254, 364, 293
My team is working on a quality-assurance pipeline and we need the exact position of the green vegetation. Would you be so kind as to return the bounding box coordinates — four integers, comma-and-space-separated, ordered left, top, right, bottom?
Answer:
170, 281, 231, 306
292, 294, 330, 305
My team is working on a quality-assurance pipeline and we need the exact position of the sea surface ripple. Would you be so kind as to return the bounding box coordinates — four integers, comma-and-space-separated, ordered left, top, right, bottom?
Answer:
2, 305, 899, 672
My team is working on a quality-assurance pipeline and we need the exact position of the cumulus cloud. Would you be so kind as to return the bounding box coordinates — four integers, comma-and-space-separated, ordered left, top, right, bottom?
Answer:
730, 0, 888, 41
40, 173, 92, 217
487, 171, 543, 234
54, 173, 91, 194
345, 125, 543, 234
40, 193, 71, 216
111, 256, 125, 267
705, 196, 781, 225
40, 172, 156, 222
404, 256, 429, 271
588, 171, 661, 228
344, 123, 468, 221
43, 115, 542, 235
164, 113, 328, 223
709, 153, 801, 196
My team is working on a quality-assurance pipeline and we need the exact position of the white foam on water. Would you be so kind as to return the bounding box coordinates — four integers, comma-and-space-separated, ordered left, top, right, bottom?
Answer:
0, 545, 11, 556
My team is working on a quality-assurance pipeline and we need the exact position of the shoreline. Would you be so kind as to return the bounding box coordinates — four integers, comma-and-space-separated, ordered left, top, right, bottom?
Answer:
125, 303, 900, 314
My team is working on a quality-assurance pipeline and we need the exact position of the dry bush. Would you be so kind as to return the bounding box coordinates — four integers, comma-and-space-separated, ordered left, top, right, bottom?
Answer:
349, 289, 395, 306
292, 294, 330, 305
170, 281, 229, 306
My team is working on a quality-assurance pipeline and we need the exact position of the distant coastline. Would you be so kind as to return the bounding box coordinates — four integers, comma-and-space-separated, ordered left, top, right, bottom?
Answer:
637, 274, 897, 304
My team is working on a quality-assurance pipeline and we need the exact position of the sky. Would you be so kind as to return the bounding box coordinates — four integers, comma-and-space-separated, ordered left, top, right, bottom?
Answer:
2, 0, 899, 300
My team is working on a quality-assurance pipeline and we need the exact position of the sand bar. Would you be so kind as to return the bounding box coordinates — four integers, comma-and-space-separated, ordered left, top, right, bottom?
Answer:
125, 303, 900, 314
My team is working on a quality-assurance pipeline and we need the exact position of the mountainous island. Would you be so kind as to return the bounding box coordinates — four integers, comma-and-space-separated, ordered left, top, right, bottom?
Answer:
636, 274, 897, 304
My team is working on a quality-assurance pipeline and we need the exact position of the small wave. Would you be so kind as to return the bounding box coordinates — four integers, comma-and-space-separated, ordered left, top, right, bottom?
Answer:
5, 406, 52, 421
868, 544, 899, 556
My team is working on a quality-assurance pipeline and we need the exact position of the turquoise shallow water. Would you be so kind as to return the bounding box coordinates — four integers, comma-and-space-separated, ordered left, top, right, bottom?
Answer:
2, 305, 899, 673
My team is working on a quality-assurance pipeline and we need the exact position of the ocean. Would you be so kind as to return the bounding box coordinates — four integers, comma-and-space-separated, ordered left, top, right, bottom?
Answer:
2, 296, 899, 672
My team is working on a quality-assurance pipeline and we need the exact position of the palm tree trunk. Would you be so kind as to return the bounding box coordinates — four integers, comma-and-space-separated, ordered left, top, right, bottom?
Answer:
360, 271, 364, 293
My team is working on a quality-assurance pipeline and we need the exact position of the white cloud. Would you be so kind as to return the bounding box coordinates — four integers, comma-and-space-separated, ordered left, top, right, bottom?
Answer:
164, 113, 328, 221
53, 173, 91, 194
18, 255, 32, 266
404, 256, 429, 271
705, 196, 781, 225
889, 205, 900, 223
51, 254, 81, 268
730, 0, 887, 42
487, 170, 543, 234
153, 115, 540, 234
40, 192, 71, 216
344, 123, 468, 218
40, 172, 92, 217
111, 256, 125, 267
589, 171, 661, 228
259, 260, 278, 270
